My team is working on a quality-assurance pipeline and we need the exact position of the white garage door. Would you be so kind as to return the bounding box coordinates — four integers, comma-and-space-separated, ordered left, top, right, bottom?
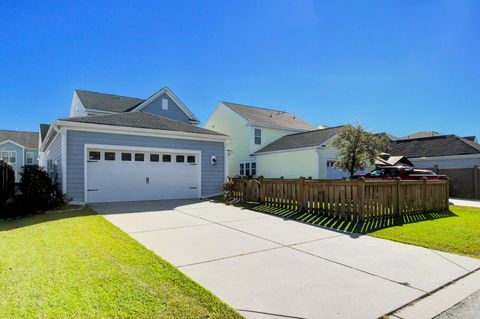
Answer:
86, 148, 200, 203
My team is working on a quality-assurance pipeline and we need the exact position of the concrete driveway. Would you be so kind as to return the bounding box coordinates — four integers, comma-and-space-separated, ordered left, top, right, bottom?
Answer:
91, 200, 480, 319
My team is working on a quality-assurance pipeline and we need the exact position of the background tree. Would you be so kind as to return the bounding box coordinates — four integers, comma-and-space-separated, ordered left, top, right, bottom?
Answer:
331, 124, 388, 178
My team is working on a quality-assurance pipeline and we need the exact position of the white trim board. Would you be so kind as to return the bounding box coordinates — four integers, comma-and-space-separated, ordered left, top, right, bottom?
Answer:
0, 139, 27, 149
82, 143, 202, 203
54, 121, 229, 143
409, 154, 480, 161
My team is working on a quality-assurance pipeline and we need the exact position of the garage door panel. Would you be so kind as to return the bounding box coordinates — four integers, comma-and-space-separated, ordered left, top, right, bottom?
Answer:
86, 149, 200, 203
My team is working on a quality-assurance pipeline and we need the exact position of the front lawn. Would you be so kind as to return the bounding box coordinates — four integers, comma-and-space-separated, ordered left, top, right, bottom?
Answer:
369, 205, 480, 259
0, 208, 241, 318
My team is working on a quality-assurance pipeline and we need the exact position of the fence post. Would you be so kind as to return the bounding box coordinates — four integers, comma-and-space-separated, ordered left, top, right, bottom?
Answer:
421, 177, 427, 212
394, 177, 401, 217
359, 177, 365, 222
445, 176, 450, 209
474, 166, 479, 200
299, 177, 306, 212
258, 177, 264, 204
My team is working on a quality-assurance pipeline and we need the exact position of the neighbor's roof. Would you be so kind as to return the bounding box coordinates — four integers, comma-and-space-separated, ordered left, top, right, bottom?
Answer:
59, 112, 227, 136
39, 124, 50, 142
388, 135, 480, 158
222, 101, 317, 131
75, 89, 145, 113
401, 131, 441, 139
0, 130, 39, 149
255, 125, 344, 154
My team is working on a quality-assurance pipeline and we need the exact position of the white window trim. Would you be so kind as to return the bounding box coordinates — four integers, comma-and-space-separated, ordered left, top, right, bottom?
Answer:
1, 150, 17, 164
26, 151, 35, 165
254, 128, 262, 145
239, 160, 256, 176
162, 98, 168, 110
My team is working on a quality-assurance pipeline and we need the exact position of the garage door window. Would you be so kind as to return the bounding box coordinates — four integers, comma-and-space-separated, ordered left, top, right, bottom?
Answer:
105, 152, 116, 161
162, 154, 171, 162
176, 155, 185, 163
121, 153, 132, 161
150, 154, 159, 162
187, 155, 196, 163
135, 153, 145, 161
89, 151, 100, 161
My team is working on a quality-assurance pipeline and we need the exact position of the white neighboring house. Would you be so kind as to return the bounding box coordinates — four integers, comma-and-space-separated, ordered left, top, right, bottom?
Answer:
204, 101, 317, 177
39, 88, 229, 204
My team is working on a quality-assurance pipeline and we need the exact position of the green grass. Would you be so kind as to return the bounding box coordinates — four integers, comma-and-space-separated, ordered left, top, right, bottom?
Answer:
0, 208, 242, 319
249, 204, 480, 259
369, 206, 480, 259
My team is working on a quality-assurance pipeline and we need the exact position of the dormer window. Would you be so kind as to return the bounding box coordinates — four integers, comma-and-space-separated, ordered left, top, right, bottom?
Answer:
254, 128, 262, 145
162, 98, 168, 110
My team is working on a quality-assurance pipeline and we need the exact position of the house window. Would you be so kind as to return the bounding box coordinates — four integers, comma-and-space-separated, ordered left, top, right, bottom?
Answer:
162, 98, 168, 110
176, 155, 185, 163
1, 151, 16, 164
162, 154, 171, 162
254, 128, 262, 145
104, 152, 116, 161
135, 153, 145, 161
26, 151, 34, 164
239, 161, 256, 176
1, 151, 8, 163
121, 153, 132, 161
9, 151, 16, 164
89, 151, 100, 161
187, 155, 196, 163
150, 154, 160, 162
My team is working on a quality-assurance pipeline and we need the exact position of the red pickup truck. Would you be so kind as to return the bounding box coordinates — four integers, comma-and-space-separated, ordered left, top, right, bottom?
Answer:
353, 166, 447, 180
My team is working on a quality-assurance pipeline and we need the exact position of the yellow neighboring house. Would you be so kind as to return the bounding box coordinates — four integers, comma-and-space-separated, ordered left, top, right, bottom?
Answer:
205, 101, 323, 178
253, 126, 348, 179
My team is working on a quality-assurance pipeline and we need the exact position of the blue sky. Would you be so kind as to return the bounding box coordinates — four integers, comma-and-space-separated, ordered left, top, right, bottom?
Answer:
0, 0, 479, 139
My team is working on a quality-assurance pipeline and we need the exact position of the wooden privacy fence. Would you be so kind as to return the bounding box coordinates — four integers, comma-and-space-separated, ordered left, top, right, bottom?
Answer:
0, 162, 15, 206
231, 177, 449, 222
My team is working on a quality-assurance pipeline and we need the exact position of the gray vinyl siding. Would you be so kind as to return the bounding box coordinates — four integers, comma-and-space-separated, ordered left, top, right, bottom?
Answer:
44, 134, 63, 190
411, 157, 480, 169
140, 93, 192, 123
66, 130, 225, 202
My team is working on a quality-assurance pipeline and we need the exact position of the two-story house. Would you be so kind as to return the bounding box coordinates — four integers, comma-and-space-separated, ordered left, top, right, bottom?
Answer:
39, 87, 228, 204
0, 130, 39, 181
204, 102, 317, 177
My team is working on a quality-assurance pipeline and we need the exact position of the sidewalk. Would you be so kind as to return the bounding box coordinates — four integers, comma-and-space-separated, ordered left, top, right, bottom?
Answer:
389, 270, 480, 319
449, 198, 480, 208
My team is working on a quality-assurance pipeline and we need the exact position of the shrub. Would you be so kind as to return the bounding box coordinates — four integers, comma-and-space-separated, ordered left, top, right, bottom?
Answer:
223, 179, 236, 202
19, 165, 64, 212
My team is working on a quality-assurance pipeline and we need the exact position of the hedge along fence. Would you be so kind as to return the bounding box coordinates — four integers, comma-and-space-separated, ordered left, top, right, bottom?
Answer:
0, 162, 15, 206
230, 177, 449, 222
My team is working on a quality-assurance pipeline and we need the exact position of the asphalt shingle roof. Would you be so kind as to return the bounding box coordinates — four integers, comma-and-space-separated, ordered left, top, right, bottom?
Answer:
255, 126, 344, 154
39, 124, 50, 142
388, 135, 480, 158
222, 102, 317, 131
59, 112, 227, 136
0, 130, 39, 149
76, 90, 145, 113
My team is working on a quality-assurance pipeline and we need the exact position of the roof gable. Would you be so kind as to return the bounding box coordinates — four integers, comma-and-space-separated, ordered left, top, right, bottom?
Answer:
130, 87, 200, 123
388, 135, 480, 158
0, 130, 39, 149
222, 102, 317, 131
255, 125, 343, 154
